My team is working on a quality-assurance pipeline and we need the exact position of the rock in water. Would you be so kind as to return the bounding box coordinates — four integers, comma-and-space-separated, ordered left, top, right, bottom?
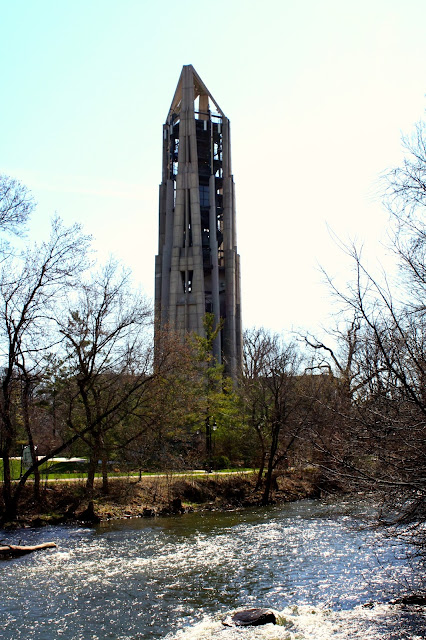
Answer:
229, 608, 277, 626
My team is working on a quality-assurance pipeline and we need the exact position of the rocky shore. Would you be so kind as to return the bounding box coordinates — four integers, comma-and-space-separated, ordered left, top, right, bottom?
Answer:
1, 469, 333, 529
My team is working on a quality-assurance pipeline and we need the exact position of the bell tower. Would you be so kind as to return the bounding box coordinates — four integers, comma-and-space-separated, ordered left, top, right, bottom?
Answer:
155, 65, 242, 379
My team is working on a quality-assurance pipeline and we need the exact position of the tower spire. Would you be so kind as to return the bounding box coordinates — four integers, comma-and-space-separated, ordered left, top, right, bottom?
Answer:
155, 65, 242, 379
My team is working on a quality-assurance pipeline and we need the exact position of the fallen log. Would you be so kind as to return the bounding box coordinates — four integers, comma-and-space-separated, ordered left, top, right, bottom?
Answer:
0, 542, 57, 558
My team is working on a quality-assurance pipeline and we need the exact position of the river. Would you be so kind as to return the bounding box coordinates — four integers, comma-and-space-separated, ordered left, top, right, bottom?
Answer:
0, 498, 425, 639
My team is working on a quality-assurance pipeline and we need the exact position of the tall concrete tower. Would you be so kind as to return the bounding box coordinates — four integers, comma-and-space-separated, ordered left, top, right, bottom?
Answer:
155, 65, 242, 379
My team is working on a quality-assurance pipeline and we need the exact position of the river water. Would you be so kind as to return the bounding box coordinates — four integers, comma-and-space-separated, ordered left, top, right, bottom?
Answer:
0, 498, 425, 640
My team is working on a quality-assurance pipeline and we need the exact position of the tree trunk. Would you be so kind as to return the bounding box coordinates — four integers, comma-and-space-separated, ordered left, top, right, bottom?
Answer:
254, 423, 266, 491
261, 456, 274, 506
255, 454, 265, 492
1, 446, 18, 522
1, 451, 12, 508
261, 423, 280, 506
1, 474, 31, 524
1, 383, 16, 521
22, 378, 41, 503
85, 441, 100, 500
101, 453, 109, 495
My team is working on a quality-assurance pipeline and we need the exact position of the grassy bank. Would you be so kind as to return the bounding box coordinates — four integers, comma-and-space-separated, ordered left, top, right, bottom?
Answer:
0, 469, 327, 528
0, 459, 250, 482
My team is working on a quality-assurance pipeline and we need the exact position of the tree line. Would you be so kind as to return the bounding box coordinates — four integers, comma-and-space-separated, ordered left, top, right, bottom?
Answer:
0, 123, 425, 568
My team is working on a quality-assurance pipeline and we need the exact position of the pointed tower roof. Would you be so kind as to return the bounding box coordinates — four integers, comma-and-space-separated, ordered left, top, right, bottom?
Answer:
167, 64, 224, 122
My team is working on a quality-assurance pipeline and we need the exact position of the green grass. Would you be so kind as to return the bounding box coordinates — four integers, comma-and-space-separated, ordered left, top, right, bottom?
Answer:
0, 459, 253, 482
0, 458, 22, 480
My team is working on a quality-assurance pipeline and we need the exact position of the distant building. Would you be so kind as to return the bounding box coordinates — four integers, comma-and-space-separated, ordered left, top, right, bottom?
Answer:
154, 65, 242, 379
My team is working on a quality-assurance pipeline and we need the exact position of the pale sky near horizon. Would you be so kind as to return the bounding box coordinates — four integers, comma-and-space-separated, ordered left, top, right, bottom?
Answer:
1, 0, 425, 340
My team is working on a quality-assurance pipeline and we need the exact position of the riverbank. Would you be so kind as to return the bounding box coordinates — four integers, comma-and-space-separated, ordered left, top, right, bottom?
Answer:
0, 468, 333, 528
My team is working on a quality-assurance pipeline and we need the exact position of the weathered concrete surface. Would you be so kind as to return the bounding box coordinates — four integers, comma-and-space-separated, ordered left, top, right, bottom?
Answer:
155, 64, 242, 380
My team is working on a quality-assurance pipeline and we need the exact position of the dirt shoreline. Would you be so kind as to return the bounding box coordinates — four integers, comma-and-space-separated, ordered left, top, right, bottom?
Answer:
0, 470, 336, 529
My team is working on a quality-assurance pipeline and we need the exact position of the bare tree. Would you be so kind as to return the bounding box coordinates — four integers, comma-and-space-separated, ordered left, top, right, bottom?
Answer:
312, 122, 426, 560
381, 122, 426, 316
54, 259, 155, 497
0, 174, 35, 237
242, 328, 307, 505
303, 316, 365, 403
0, 217, 90, 521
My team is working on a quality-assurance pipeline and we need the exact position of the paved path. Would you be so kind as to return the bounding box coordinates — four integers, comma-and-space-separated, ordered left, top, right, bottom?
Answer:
12, 470, 253, 483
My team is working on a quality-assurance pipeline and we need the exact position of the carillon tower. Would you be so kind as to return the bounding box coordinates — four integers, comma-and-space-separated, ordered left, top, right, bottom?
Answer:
155, 65, 242, 379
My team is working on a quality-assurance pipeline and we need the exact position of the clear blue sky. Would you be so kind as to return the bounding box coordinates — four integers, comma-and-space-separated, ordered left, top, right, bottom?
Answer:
1, 0, 425, 338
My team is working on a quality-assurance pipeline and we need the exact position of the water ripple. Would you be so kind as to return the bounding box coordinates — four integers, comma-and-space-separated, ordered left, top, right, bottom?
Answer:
0, 499, 423, 639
